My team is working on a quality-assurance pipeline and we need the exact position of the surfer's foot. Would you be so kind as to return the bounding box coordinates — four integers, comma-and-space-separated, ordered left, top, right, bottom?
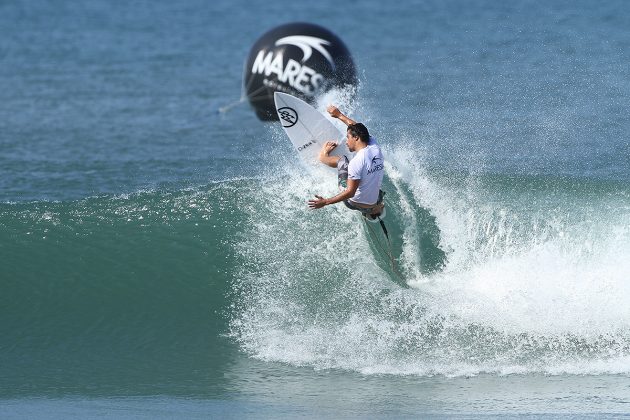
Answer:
366, 203, 385, 220
370, 203, 384, 216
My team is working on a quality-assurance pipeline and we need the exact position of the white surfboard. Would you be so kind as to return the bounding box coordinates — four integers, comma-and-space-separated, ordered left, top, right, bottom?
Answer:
274, 92, 351, 166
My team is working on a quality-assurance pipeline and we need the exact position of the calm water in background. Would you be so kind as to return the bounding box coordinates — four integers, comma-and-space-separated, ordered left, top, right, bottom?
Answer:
1, 0, 630, 417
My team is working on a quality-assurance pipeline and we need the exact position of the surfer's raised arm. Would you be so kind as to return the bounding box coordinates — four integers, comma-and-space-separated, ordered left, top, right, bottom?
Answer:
327, 105, 357, 127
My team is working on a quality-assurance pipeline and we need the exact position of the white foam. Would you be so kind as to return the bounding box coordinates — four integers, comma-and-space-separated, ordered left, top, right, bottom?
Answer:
231, 122, 630, 378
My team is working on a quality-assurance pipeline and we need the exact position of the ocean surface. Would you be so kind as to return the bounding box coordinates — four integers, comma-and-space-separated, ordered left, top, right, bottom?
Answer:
2, 0, 630, 417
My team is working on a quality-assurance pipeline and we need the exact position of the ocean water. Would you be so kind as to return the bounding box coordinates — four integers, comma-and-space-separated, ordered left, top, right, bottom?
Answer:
2, 0, 630, 417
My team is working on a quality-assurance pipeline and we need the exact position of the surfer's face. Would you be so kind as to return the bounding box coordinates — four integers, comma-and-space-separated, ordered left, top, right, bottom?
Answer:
346, 131, 359, 151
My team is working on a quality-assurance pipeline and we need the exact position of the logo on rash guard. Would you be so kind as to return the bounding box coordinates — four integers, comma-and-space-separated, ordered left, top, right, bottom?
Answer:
367, 156, 384, 174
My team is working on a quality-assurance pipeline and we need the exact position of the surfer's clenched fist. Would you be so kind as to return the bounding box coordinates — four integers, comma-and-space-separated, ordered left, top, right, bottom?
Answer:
326, 104, 357, 127
327, 105, 341, 118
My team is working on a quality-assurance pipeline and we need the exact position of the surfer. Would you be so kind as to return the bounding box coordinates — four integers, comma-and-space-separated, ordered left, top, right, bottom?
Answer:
308, 105, 385, 218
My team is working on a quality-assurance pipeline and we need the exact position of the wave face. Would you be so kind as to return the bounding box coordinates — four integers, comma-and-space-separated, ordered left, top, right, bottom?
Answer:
0, 184, 248, 394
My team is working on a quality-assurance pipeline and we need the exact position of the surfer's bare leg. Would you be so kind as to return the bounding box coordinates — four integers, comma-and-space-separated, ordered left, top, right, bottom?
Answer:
318, 141, 341, 168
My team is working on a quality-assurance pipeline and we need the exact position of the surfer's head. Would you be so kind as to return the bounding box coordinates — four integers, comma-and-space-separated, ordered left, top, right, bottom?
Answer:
347, 123, 370, 143
345, 123, 369, 152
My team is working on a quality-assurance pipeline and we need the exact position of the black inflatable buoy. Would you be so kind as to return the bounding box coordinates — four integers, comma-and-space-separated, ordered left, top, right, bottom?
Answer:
244, 22, 357, 121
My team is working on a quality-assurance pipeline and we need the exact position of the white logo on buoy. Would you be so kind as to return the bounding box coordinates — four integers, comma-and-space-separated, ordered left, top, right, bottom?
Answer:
251, 50, 325, 95
275, 35, 335, 70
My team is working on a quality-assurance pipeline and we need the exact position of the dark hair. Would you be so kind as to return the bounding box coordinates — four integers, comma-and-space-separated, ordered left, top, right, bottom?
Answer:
347, 123, 370, 143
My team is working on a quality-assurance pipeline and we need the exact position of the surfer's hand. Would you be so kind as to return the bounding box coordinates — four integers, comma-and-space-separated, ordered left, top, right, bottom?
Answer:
308, 195, 327, 209
321, 141, 337, 155
327, 105, 340, 118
